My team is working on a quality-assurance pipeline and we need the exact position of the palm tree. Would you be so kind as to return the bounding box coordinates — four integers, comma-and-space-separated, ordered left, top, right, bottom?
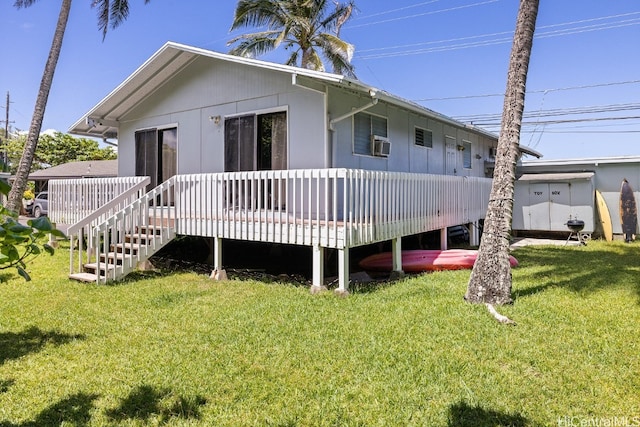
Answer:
465, 0, 539, 316
6, 0, 151, 215
228, 0, 357, 77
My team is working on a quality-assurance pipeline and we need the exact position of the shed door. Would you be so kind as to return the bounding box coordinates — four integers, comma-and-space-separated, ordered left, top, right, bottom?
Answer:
549, 183, 571, 230
529, 183, 550, 230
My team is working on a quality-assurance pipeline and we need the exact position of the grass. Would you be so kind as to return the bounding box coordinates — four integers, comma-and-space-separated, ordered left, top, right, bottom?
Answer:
0, 240, 639, 426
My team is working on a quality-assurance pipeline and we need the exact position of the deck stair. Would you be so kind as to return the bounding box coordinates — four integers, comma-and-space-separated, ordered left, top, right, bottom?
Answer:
69, 223, 176, 283
67, 177, 177, 284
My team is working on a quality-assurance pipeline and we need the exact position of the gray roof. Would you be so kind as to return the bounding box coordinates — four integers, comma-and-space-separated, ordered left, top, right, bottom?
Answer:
68, 42, 499, 140
68, 41, 541, 156
28, 160, 118, 180
518, 172, 595, 182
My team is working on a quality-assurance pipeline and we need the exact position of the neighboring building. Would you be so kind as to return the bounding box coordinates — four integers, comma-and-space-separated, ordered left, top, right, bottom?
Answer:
27, 160, 117, 193
54, 41, 540, 289
514, 156, 640, 239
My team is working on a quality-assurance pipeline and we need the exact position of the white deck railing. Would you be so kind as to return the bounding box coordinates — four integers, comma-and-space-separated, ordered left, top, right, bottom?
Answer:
51, 169, 492, 282
173, 169, 492, 248
49, 176, 150, 225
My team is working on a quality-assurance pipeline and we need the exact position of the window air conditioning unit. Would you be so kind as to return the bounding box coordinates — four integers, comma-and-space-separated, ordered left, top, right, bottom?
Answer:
372, 135, 391, 157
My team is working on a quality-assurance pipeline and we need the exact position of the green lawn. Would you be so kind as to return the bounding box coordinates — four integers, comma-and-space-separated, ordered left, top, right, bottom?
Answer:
0, 240, 639, 426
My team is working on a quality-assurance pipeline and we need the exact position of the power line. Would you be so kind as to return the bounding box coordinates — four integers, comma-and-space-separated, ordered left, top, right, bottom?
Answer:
474, 115, 640, 127
355, 13, 640, 59
454, 102, 640, 123
414, 79, 640, 101
350, 0, 443, 21
348, 0, 500, 30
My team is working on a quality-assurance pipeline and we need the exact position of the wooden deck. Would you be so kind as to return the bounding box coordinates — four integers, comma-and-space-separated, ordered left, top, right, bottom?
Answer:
49, 169, 492, 290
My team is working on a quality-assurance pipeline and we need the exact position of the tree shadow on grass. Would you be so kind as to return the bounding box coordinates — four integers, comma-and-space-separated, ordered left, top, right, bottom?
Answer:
447, 401, 537, 427
0, 392, 99, 427
512, 244, 640, 303
0, 326, 85, 366
106, 385, 206, 424
0, 379, 14, 393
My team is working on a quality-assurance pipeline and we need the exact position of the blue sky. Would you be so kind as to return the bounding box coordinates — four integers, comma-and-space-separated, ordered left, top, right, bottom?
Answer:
1, 0, 638, 160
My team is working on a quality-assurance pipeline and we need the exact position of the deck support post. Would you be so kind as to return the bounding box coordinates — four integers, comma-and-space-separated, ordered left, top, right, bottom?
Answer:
440, 228, 448, 250
335, 248, 350, 296
390, 237, 404, 279
310, 245, 327, 294
210, 237, 227, 281
469, 221, 480, 247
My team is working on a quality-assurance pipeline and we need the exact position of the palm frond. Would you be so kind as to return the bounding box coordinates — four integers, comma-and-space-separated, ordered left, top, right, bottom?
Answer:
109, 0, 130, 31
228, 34, 280, 59
231, 0, 287, 30
316, 33, 356, 77
229, 0, 355, 74
91, 0, 111, 39
285, 50, 300, 67
13, 0, 40, 8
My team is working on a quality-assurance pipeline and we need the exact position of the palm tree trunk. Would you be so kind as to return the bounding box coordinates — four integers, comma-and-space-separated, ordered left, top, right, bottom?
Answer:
465, 0, 539, 305
7, 0, 73, 214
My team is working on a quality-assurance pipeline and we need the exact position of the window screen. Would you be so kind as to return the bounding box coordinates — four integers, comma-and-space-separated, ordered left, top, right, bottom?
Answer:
463, 140, 472, 169
415, 127, 433, 148
354, 112, 387, 155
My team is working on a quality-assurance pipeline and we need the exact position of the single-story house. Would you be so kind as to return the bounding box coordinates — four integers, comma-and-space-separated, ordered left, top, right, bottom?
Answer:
50, 41, 540, 291
27, 159, 117, 193
513, 156, 640, 239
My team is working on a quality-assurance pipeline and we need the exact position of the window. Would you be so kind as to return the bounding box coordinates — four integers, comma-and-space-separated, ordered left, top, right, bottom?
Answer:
224, 112, 287, 172
415, 127, 433, 148
354, 112, 387, 155
135, 127, 177, 189
462, 140, 472, 169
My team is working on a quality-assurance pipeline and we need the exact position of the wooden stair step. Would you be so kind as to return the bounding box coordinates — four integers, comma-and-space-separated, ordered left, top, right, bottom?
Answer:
137, 225, 164, 234
100, 252, 126, 263
113, 242, 145, 253
125, 233, 157, 243
84, 262, 117, 272
69, 272, 102, 283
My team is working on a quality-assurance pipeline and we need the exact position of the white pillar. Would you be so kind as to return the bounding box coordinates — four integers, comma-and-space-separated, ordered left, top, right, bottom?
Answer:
336, 248, 349, 295
210, 237, 227, 280
440, 228, 448, 250
469, 222, 479, 247
391, 237, 403, 273
312, 245, 324, 288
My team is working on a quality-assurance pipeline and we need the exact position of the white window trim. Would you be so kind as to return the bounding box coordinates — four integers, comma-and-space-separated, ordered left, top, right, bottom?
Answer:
462, 139, 472, 169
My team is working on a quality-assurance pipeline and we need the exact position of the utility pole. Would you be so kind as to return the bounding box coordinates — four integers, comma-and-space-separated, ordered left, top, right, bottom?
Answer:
0, 91, 13, 169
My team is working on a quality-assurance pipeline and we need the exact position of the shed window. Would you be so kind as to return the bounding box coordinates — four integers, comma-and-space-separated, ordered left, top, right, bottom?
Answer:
462, 140, 472, 169
354, 112, 387, 155
415, 127, 433, 148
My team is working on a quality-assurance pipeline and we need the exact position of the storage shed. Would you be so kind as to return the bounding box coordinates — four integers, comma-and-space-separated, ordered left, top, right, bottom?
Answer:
513, 172, 595, 233
514, 156, 640, 239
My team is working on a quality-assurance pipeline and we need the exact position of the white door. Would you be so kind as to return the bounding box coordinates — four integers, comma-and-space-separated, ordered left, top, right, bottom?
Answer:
445, 136, 457, 175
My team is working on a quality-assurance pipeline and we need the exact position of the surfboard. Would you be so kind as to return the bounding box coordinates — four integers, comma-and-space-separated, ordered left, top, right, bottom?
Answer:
595, 189, 613, 242
620, 179, 638, 242
358, 249, 519, 273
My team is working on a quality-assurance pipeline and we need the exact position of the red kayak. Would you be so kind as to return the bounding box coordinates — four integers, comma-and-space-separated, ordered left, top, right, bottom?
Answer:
358, 249, 518, 272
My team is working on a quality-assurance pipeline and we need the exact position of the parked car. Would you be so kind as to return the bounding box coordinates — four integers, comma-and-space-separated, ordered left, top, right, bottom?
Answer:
31, 191, 49, 218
